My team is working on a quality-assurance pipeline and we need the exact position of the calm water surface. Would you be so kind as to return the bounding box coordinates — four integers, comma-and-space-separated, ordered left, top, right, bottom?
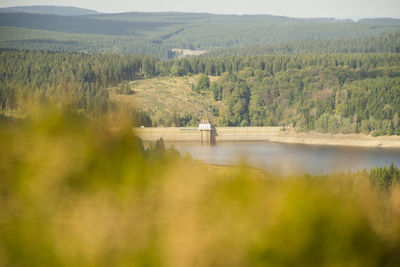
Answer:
162, 141, 400, 175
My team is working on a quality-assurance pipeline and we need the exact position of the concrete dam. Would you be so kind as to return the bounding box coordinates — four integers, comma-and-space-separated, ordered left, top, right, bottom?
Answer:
134, 127, 282, 143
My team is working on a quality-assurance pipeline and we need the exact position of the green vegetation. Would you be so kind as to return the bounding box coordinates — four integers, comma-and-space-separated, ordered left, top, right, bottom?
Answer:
0, 6, 98, 16
0, 50, 158, 120
2, 50, 400, 134
161, 53, 400, 133
109, 76, 217, 126
193, 73, 210, 92
205, 33, 400, 57
116, 81, 132, 95
1, 109, 400, 266
0, 11, 399, 58
0, 13, 169, 36
0, 26, 172, 57
370, 163, 400, 191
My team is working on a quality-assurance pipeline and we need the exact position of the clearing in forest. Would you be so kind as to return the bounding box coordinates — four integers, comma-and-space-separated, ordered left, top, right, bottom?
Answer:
109, 75, 220, 125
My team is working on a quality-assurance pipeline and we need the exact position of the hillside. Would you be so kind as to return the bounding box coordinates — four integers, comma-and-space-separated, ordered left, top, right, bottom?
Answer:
204, 33, 400, 57
0, 5, 98, 16
0, 13, 169, 36
0, 10, 399, 58
109, 76, 220, 126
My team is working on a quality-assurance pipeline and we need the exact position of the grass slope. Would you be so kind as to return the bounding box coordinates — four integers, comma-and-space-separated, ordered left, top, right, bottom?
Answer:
109, 76, 220, 125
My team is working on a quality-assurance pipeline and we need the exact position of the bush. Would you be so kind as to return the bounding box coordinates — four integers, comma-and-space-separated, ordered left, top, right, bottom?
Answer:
197, 73, 210, 90
371, 130, 382, 137
116, 82, 132, 95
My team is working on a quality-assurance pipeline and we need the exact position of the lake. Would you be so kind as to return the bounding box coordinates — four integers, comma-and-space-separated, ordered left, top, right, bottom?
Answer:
162, 141, 400, 175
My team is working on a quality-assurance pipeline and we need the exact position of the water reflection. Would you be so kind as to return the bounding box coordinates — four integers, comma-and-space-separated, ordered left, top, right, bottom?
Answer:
160, 141, 400, 175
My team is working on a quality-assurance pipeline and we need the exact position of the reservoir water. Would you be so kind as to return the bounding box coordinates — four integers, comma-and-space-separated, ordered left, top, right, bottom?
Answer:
162, 141, 400, 175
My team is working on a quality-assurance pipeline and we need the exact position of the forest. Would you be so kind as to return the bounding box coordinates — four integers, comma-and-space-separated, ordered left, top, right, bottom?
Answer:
1, 50, 400, 135
169, 54, 400, 135
0, 50, 158, 119
204, 33, 400, 57
0, 10, 400, 58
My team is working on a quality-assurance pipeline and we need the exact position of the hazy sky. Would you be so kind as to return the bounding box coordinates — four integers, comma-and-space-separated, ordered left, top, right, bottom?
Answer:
1, 0, 400, 18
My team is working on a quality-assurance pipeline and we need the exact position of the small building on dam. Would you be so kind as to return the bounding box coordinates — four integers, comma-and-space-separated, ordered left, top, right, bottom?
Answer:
199, 118, 212, 143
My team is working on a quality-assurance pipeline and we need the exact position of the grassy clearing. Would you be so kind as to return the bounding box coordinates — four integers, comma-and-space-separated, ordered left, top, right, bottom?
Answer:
109, 75, 220, 126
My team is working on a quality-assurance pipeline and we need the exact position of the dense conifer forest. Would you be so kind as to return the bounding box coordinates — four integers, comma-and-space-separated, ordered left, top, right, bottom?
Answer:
1, 50, 400, 134
0, 10, 399, 58
204, 33, 400, 57
0, 50, 158, 118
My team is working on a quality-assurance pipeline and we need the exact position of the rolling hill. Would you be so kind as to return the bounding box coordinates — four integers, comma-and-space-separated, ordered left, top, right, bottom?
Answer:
0, 5, 98, 16
0, 9, 399, 58
0, 13, 172, 36
204, 33, 400, 57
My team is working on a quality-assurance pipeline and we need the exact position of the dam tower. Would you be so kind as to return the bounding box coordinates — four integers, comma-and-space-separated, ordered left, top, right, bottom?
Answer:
199, 118, 211, 143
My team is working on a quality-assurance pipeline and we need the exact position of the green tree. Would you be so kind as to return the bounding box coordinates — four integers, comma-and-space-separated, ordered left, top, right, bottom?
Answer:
196, 73, 210, 91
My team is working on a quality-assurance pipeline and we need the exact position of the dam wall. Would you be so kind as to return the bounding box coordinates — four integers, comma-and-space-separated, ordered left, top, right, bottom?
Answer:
134, 127, 282, 142
214, 127, 281, 141
133, 127, 199, 141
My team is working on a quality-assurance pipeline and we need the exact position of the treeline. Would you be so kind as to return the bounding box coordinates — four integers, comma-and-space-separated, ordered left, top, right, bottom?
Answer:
369, 163, 400, 191
204, 33, 400, 57
0, 50, 158, 117
0, 35, 172, 59
161, 53, 400, 76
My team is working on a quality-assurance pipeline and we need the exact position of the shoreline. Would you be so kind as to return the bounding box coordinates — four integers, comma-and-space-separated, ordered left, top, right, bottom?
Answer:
269, 131, 400, 149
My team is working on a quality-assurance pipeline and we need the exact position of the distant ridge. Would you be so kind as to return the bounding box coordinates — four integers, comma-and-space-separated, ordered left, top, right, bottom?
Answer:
0, 6, 98, 16
358, 18, 400, 26
0, 8, 399, 58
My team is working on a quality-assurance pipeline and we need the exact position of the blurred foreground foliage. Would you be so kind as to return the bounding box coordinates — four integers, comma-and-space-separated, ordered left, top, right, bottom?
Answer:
1, 108, 400, 266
